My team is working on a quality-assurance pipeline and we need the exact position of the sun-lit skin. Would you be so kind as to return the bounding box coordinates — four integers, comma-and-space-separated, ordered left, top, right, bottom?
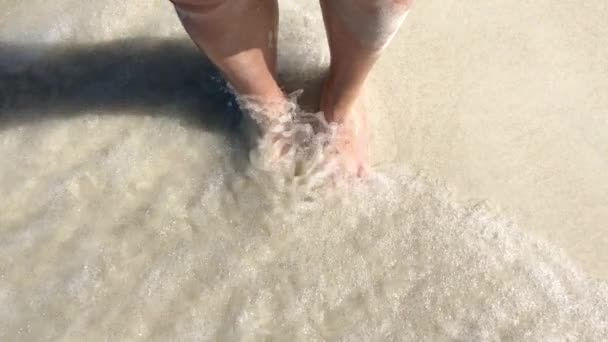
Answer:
171, 0, 413, 175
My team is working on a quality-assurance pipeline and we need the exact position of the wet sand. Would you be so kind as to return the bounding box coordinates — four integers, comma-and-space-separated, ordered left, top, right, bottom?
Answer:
1, 0, 607, 340
368, 0, 608, 280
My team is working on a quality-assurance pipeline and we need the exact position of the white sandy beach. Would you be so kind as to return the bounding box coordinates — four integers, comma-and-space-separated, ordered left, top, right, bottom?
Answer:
1, 0, 607, 340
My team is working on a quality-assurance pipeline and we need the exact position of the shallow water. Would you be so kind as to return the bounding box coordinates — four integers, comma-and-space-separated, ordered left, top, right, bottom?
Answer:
1, 100, 607, 340
1, 0, 608, 340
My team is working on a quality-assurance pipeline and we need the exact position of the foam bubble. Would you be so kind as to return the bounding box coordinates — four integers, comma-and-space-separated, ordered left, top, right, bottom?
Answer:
235, 91, 344, 200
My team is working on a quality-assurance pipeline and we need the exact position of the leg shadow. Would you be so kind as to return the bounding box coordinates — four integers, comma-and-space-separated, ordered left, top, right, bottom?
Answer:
0, 37, 329, 172
0, 37, 242, 134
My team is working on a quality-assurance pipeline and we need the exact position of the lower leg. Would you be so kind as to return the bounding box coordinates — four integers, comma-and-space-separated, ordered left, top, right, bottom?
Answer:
171, 0, 284, 116
319, 0, 412, 173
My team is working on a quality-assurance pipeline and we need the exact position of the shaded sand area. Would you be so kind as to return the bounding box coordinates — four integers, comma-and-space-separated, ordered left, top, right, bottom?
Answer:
1, 0, 607, 340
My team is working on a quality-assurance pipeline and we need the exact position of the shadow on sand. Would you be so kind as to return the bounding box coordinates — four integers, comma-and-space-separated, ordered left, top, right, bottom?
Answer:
0, 37, 326, 135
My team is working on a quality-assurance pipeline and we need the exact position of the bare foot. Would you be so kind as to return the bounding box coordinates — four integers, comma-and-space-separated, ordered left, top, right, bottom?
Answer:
236, 94, 295, 161
320, 80, 370, 176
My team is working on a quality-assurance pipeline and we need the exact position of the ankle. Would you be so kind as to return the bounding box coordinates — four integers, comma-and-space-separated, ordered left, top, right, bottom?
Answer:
321, 76, 361, 123
324, 102, 356, 124
237, 90, 289, 128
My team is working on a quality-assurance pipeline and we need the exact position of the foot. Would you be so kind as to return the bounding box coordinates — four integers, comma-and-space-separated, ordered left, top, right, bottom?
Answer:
237, 93, 295, 162
320, 80, 370, 176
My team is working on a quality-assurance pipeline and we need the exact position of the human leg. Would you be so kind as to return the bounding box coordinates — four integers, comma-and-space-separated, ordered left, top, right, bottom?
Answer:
171, 0, 285, 117
319, 0, 413, 174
